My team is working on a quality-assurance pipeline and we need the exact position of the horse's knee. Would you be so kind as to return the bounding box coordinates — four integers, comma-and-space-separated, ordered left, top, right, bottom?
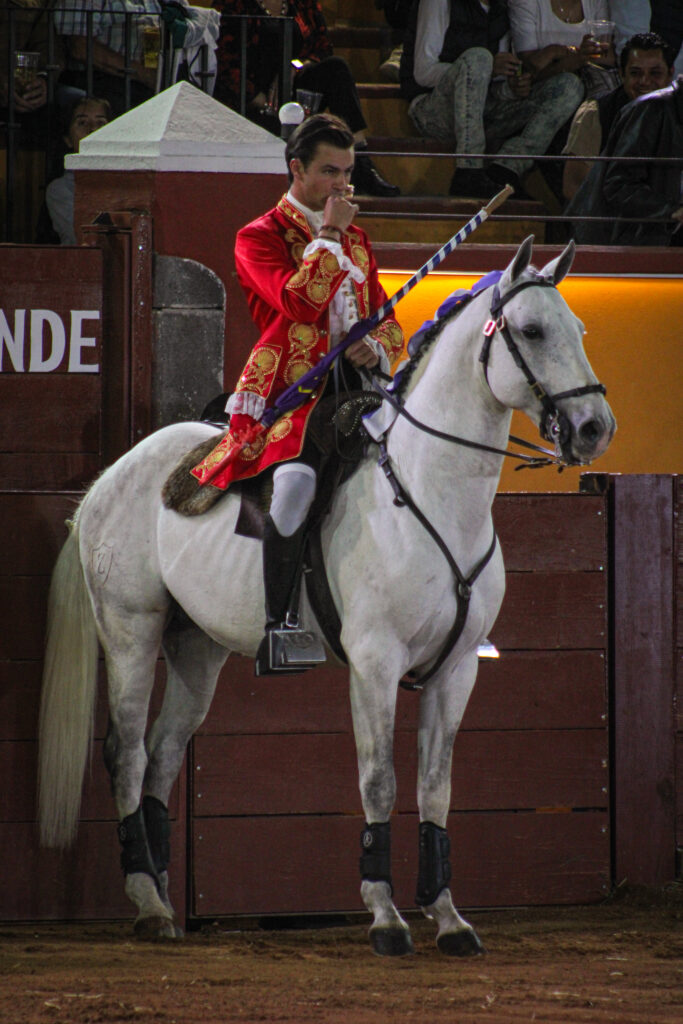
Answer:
358, 763, 396, 820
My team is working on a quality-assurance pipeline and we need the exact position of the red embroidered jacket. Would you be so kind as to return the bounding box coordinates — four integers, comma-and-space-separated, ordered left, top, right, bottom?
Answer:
192, 195, 404, 490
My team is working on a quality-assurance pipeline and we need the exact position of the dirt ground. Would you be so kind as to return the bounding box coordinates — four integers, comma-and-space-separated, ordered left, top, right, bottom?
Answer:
0, 886, 680, 1024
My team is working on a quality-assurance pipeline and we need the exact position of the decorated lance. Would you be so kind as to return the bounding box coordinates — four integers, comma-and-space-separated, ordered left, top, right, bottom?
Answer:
198, 184, 514, 486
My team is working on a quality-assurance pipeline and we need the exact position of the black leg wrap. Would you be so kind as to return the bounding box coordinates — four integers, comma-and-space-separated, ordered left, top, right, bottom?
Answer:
360, 821, 393, 892
142, 795, 171, 876
117, 806, 159, 885
416, 821, 451, 907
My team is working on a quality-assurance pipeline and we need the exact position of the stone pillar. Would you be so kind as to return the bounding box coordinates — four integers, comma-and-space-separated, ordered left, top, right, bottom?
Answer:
152, 255, 225, 427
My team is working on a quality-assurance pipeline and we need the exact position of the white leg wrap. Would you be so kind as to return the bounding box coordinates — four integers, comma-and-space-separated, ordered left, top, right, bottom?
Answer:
270, 463, 317, 537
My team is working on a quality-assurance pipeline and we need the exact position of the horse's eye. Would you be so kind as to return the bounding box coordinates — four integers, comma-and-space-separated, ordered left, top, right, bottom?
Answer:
522, 325, 543, 340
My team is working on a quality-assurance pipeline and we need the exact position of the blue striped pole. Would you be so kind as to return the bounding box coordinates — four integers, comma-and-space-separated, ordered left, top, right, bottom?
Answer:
267, 184, 514, 422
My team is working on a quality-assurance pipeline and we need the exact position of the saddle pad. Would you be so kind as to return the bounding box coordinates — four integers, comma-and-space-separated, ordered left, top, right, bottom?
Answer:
161, 432, 229, 516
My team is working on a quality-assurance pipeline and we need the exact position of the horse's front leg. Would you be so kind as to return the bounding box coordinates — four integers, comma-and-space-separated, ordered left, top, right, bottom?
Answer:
417, 650, 485, 956
349, 664, 414, 957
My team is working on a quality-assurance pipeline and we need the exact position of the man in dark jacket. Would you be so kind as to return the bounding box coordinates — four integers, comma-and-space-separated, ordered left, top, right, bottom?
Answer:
399, 0, 584, 197
562, 32, 675, 201
566, 75, 683, 246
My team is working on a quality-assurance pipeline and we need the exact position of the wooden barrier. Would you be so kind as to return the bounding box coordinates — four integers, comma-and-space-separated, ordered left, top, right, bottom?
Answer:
190, 493, 610, 915
0, 243, 679, 922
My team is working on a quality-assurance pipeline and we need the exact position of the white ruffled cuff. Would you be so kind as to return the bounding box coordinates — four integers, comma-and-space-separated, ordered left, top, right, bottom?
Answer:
226, 391, 266, 420
364, 335, 391, 376
304, 238, 366, 284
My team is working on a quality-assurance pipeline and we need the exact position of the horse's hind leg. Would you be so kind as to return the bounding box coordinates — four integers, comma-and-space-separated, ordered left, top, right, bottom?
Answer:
416, 652, 484, 956
96, 605, 178, 938
137, 611, 228, 936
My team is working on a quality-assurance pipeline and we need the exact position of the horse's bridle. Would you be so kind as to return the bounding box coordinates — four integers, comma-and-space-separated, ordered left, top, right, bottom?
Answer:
480, 275, 607, 462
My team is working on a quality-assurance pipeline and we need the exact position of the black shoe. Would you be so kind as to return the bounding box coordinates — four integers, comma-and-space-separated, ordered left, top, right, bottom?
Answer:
448, 168, 499, 199
352, 153, 401, 197
487, 163, 529, 199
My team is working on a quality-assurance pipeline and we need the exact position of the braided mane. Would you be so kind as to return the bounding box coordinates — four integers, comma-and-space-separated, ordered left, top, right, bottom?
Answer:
393, 294, 475, 402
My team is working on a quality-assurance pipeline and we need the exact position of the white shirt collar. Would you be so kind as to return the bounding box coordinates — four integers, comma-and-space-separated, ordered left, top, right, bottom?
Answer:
286, 190, 324, 234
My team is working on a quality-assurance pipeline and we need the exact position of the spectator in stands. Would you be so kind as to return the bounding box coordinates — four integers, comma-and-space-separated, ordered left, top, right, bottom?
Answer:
611, 1, 651, 58
211, 0, 400, 195
651, 1, 683, 75
44, 96, 112, 244
376, 1, 412, 81
510, 0, 618, 100
562, 31, 674, 199
565, 73, 683, 245
55, 0, 161, 116
399, 0, 584, 198
0, 0, 69, 142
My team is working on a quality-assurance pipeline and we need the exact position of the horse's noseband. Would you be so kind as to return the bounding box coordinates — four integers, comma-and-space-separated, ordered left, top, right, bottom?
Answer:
480, 277, 607, 462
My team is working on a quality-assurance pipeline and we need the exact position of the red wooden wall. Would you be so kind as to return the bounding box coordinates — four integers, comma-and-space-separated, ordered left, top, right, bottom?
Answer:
190, 493, 610, 915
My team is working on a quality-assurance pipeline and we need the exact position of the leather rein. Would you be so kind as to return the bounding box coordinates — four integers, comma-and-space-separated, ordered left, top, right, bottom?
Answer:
364, 276, 607, 690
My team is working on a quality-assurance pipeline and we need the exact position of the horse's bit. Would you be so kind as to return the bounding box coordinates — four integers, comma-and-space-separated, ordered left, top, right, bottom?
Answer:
364, 275, 607, 690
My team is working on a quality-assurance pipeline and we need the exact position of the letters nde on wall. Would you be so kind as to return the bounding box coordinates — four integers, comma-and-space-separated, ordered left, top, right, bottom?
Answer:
0, 309, 100, 374
0, 248, 104, 491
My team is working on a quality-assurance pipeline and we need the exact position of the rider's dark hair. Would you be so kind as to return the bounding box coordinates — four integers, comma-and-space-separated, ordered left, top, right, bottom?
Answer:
285, 113, 355, 184
620, 32, 674, 72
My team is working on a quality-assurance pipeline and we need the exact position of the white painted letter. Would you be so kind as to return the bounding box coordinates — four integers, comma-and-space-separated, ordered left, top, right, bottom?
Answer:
68, 311, 100, 373
0, 309, 25, 371
29, 310, 66, 372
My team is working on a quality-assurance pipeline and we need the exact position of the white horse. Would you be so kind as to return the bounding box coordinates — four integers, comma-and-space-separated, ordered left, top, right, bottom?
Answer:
38, 237, 615, 955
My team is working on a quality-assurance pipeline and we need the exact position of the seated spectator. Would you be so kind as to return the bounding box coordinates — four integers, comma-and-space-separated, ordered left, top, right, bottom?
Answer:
565, 73, 683, 245
0, 0, 68, 143
376, 1, 412, 81
55, 0, 161, 116
399, 0, 584, 198
211, 0, 400, 196
562, 31, 674, 199
510, 0, 618, 99
611, 1, 651, 57
651, 1, 683, 76
44, 96, 111, 244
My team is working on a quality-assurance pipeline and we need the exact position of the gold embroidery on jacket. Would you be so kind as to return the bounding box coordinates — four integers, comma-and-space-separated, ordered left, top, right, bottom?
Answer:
238, 344, 282, 396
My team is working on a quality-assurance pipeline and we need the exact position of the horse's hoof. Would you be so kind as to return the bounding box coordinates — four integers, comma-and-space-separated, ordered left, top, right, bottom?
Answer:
370, 926, 415, 957
134, 915, 178, 941
437, 927, 485, 957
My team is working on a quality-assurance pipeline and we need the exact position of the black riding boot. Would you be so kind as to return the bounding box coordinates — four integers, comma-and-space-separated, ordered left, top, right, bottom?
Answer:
254, 515, 326, 676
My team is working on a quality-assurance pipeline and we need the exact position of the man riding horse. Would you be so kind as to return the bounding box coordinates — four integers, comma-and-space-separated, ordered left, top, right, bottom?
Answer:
192, 113, 404, 675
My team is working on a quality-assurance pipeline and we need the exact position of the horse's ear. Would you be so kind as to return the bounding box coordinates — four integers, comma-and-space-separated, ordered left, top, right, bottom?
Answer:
539, 239, 576, 285
500, 235, 534, 289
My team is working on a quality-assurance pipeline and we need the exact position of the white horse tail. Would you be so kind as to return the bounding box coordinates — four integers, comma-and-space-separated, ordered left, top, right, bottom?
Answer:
38, 516, 99, 849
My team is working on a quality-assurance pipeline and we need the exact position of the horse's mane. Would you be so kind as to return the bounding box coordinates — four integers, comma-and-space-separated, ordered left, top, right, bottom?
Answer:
393, 291, 479, 402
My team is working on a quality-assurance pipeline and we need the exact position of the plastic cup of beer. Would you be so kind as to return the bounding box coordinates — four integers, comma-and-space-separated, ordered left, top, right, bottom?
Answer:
143, 24, 161, 70
14, 51, 41, 97
295, 89, 323, 118
586, 20, 614, 55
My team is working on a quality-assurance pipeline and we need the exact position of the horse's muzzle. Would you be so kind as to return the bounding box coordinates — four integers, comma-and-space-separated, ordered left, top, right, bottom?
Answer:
564, 406, 617, 465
